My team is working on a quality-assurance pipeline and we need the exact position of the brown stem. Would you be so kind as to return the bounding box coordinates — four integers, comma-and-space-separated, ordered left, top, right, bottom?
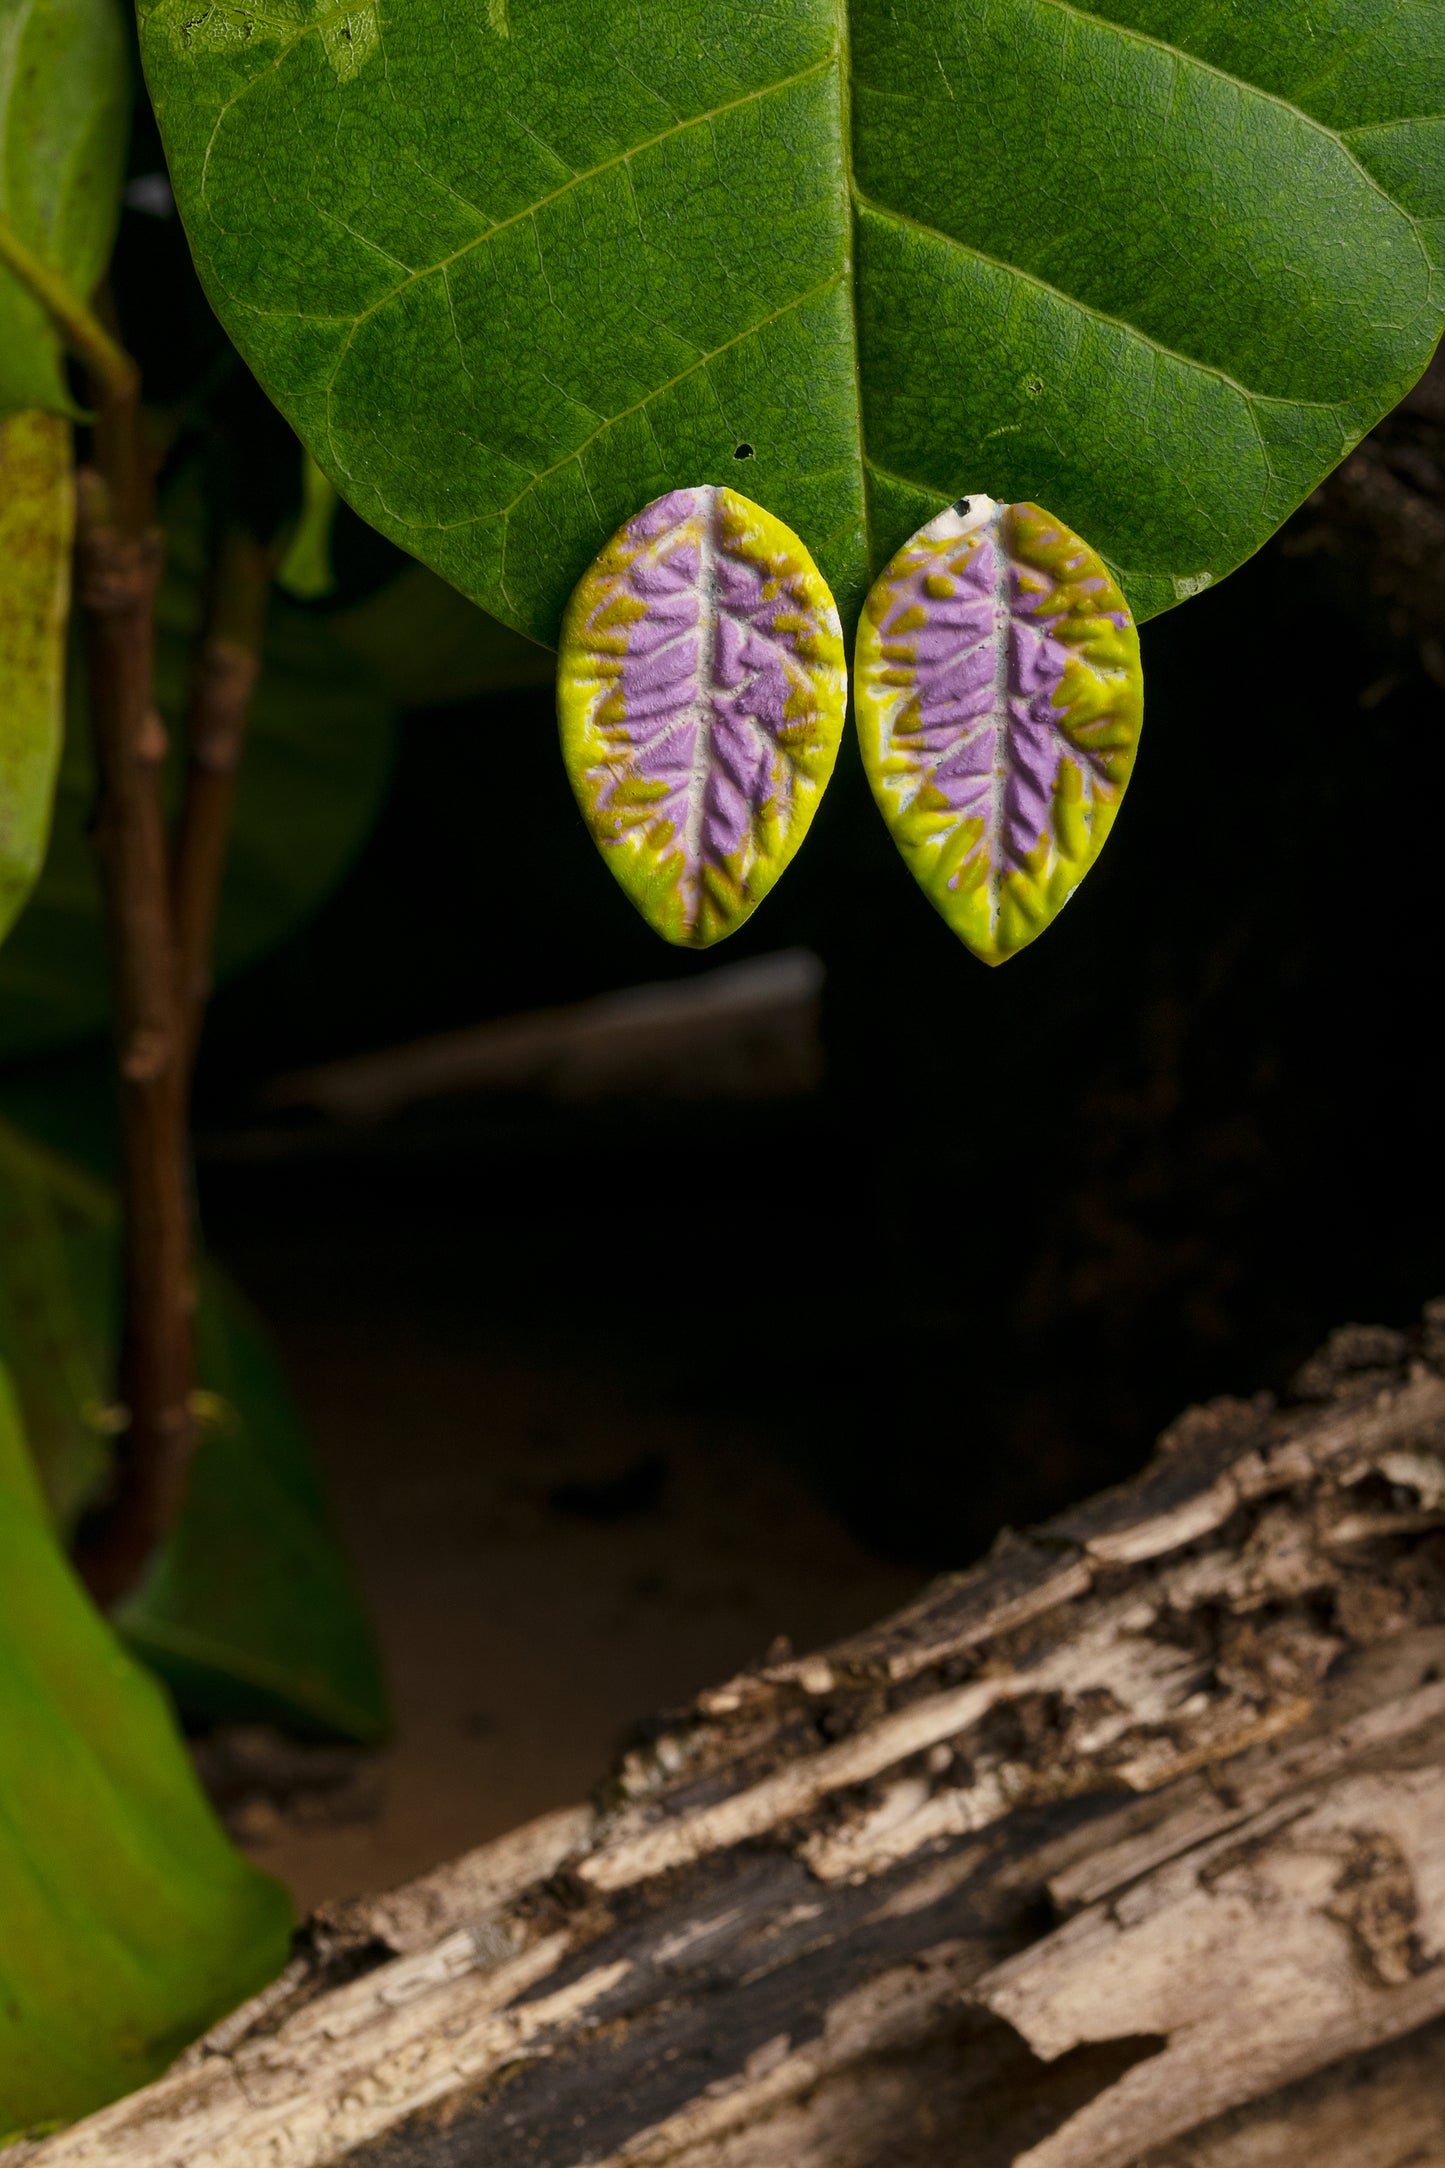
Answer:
70, 381, 196, 1609
1, 227, 204, 1600
173, 528, 274, 1077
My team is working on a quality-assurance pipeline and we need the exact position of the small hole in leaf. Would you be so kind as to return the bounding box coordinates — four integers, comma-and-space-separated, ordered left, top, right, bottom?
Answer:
733, 442, 754, 460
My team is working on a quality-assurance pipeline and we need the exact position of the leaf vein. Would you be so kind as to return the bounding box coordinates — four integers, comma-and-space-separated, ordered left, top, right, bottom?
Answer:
854, 190, 1345, 413
1020, 0, 1436, 262
303, 55, 835, 384
378, 272, 849, 539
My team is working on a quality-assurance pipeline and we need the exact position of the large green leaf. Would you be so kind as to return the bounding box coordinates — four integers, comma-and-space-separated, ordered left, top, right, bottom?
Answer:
0, 468, 397, 1061
0, 1357, 293, 2134
0, 1117, 389, 1742
0, 0, 127, 416
139, 0, 1445, 643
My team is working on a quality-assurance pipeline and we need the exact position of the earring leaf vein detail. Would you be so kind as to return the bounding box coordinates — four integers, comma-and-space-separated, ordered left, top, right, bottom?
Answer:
855, 496, 1144, 965
558, 487, 846, 949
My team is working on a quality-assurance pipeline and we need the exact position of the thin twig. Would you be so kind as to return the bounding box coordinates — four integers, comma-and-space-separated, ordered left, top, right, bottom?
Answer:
173, 527, 275, 1075
0, 210, 137, 410
71, 459, 196, 1604
63, 344, 195, 1603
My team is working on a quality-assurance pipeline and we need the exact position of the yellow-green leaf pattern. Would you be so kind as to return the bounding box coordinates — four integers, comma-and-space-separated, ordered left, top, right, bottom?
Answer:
856, 495, 1142, 963
558, 486, 845, 947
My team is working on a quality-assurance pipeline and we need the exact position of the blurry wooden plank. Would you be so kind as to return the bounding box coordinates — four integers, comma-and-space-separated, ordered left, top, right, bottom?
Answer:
19, 1316, 1445, 2168
267, 949, 826, 1120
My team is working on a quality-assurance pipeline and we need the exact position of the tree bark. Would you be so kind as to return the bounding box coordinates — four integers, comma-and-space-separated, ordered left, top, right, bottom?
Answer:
20, 1310, 1445, 2168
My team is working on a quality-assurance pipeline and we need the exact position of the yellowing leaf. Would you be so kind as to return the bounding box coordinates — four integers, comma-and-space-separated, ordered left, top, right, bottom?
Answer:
0, 462, 397, 1061
0, 410, 70, 951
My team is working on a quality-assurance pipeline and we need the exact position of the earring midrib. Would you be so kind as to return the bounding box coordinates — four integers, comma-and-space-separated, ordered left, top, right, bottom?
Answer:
679, 484, 722, 924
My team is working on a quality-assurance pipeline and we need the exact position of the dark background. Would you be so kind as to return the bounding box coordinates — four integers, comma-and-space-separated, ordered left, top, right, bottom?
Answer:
99, 95, 1445, 1576
189, 520, 1445, 1571
18, 135, 1445, 1902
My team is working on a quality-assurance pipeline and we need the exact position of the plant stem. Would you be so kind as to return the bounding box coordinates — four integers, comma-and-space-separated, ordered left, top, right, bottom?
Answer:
2, 214, 203, 1600
174, 528, 274, 1076
0, 211, 137, 413
69, 374, 196, 1610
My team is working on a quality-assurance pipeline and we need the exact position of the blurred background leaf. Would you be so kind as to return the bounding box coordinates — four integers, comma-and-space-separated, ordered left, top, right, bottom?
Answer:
0, 1116, 389, 1742
0, 0, 127, 416
117, 1270, 390, 1743
0, 463, 398, 1061
0, 1355, 294, 2135
326, 557, 554, 708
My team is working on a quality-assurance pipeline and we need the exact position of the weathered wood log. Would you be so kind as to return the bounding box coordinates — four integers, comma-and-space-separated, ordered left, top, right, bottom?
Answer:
19, 1311, 1445, 2168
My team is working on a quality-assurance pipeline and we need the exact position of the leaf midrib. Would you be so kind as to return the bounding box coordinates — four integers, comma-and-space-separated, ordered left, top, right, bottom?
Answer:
834, 0, 873, 571
349, 273, 845, 562
378, 48, 1378, 444
199, 0, 1432, 306
200, 0, 1421, 188
335, 190, 1314, 555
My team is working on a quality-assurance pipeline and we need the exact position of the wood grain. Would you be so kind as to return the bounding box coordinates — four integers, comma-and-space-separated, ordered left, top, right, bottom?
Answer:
23, 1317, 1445, 2167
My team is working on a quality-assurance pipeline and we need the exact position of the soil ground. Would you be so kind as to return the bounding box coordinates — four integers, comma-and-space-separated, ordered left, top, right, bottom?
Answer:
203, 1144, 920, 1913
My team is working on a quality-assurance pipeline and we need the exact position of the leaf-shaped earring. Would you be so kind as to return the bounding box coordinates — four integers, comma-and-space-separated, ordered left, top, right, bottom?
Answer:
855, 497, 1143, 965
558, 487, 846, 949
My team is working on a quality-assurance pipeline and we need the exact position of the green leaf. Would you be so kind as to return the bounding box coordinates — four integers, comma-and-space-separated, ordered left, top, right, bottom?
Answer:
327, 561, 555, 705
0, 1119, 112, 1531
275, 448, 341, 600
0, 1116, 390, 1743
0, 465, 397, 1061
118, 1271, 390, 1743
139, 0, 1445, 646
0, 412, 70, 951
0, 0, 127, 417
0, 1356, 293, 2134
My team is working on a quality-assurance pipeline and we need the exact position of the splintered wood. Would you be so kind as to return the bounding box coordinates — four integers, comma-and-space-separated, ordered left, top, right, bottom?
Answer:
20, 1319, 1445, 2167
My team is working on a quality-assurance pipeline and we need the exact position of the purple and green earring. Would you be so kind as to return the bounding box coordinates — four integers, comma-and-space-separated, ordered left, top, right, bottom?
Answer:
557, 487, 846, 950
855, 496, 1144, 965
